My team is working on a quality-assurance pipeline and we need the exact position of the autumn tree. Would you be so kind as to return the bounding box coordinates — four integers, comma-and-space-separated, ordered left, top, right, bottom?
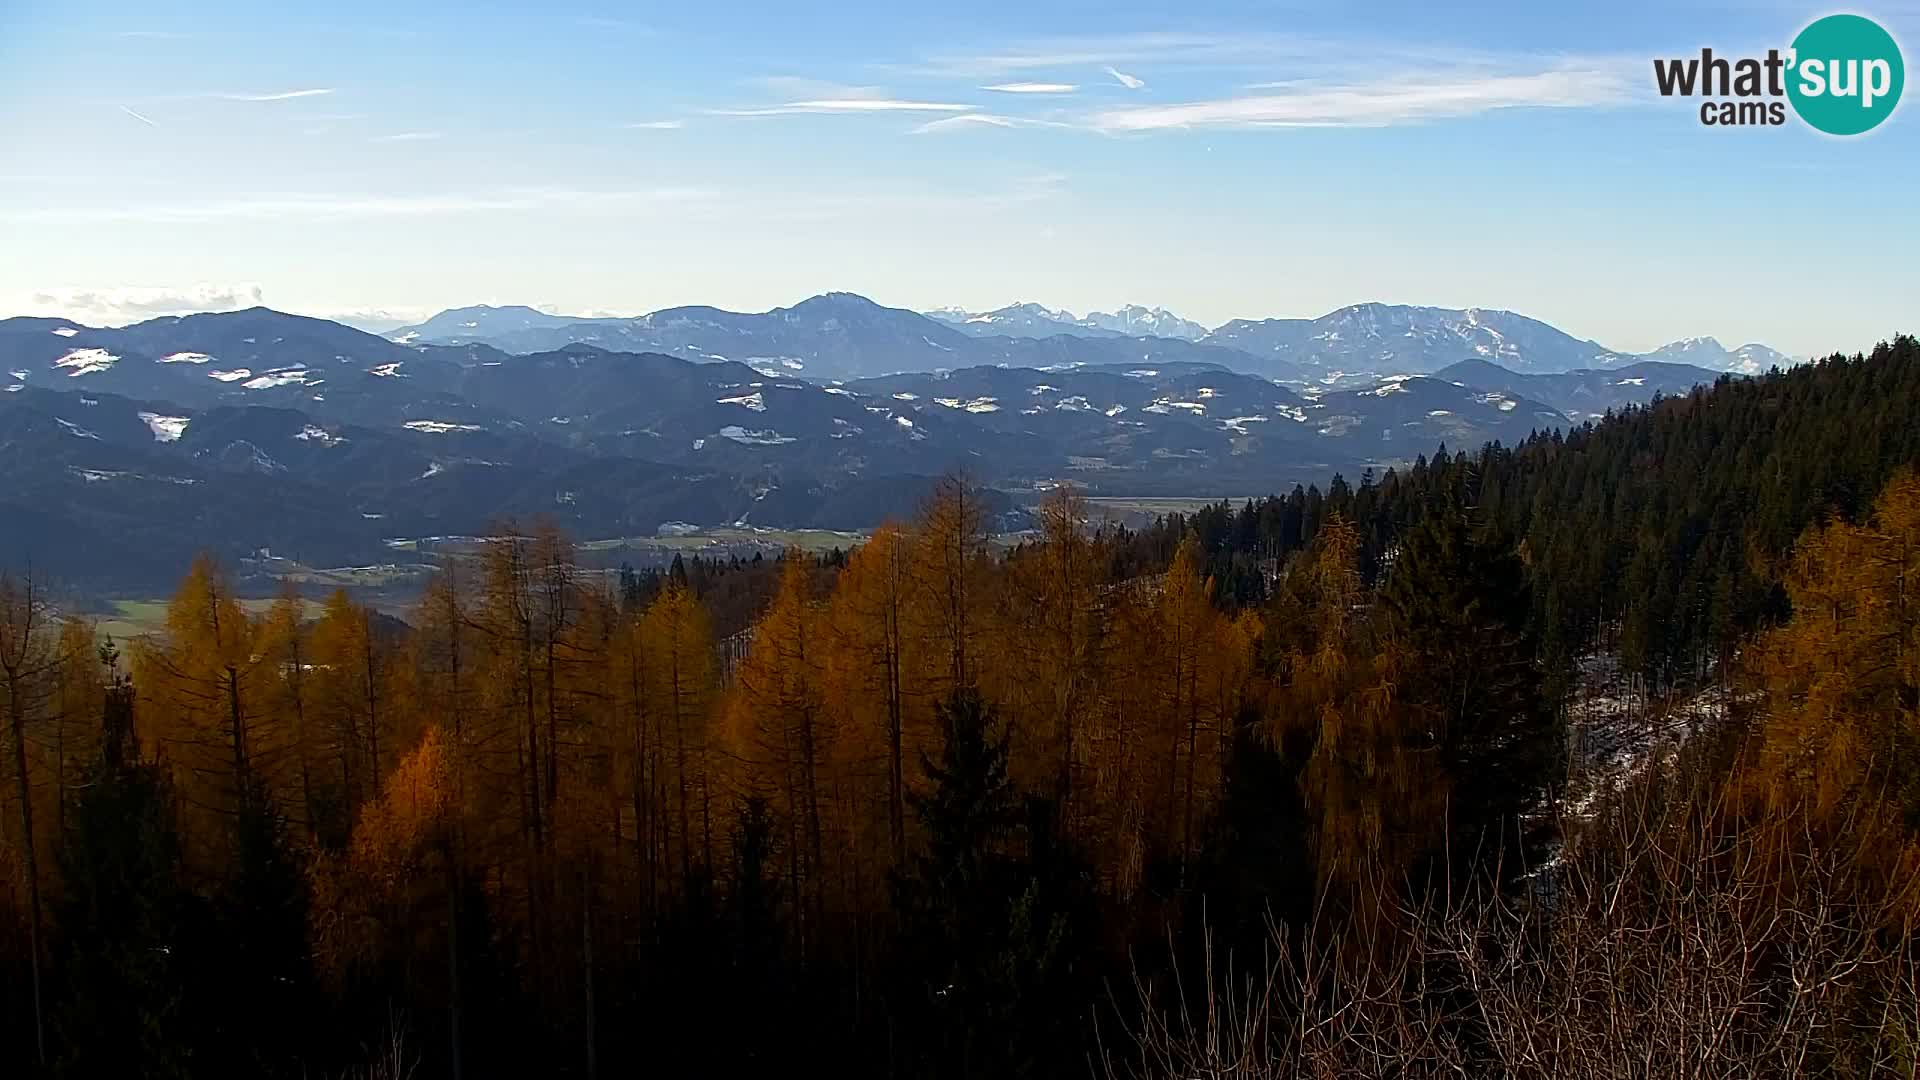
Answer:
642, 579, 719, 895
1001, 488, 1108, 833
726, 554, 837, 925
0, 571, 63, 1066
1746, 467, 1920, 901
136, 554, 278, 876
913, 475, 990, 692
826, 524, 919, 871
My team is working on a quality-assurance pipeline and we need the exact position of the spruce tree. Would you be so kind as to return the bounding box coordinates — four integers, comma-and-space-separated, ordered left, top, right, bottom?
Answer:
1379, 489, 1562, 885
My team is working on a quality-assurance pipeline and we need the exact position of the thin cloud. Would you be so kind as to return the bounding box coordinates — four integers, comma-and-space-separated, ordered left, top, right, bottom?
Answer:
118, 105, 159, 127
912, 114, 1079, 135
1104, 66, 1146, 90
217, 88, 335, 102
917, 32, 1292, 77
911, 31, 1508, 79
372, 131, 445, 142
14, 284, 265, 325
1089, 64, 1635, 131
623, 120, 686, 130
713, 99, 974, 116
117, 30, 187, 40
914, 114, 1019, 134
982, 82, 1077, 93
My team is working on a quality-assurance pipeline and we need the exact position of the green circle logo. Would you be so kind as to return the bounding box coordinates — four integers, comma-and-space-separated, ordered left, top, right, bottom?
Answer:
1786, 14, 1904, 135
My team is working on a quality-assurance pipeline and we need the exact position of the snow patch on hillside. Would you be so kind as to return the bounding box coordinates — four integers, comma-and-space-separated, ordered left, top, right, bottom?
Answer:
138, 412, 190, 442
55, 348, 118, 376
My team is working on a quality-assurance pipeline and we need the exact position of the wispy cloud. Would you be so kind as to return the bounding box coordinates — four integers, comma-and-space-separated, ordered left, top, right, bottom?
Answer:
1104, 66, 1145, 90
371, 131, 445, 142
915, 32, 1305, 77
117, 30, 187, 40
911, 114, 1078, 135
982, 82, 1077, 94
2, 187, 713, 226
1088, 63, 1635, 130
623, 120, 686, 130
217, 88, 335, 102
118, 105, 159, 127
13, 284, 265, 325
713, 99, 974, 116
914, 114, 1019, 134
910, 31, 1534, 80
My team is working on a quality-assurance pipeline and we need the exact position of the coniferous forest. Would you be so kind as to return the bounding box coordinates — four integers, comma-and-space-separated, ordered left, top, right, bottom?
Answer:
3, 336, 1920, 1077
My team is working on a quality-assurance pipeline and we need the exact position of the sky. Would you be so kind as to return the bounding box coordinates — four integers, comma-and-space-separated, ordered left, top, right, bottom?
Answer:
0, 1, 1915, 357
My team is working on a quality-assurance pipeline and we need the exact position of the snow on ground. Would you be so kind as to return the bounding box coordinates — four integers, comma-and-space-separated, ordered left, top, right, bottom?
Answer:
294, 424, 345, 446
56, 418, 100, 439
161, 351, 213, 364
138, 412, 190, 442
716, 425, 796, 445
1563, 652, 1732, 820
209, 368, 253, 382
243, 367, 308, 389
51, 327, 78, 338
404, 420, 483, 434
54, 348, 118, 376
717, 391, 766, 411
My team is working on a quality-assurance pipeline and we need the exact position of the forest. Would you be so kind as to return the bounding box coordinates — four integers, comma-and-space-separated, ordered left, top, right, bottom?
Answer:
2, 335, 1919, 1078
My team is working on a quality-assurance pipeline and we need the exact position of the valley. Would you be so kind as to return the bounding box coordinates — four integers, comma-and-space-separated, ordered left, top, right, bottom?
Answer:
1, 293, 1769, 594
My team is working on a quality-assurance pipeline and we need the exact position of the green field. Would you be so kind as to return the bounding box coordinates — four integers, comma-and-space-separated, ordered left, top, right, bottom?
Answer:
93, 596, 325, 642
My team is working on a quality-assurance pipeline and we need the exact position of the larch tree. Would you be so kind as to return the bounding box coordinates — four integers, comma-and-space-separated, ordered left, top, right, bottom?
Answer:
1748, 467, 1920, 900
641, 579, 718, 894
727, 553, 836, 926
0, 571, 64, 1067
825, 523, 918, 871
135, 554, 274, 872
913, 475, 990, 693
1003, 487, 1107, 835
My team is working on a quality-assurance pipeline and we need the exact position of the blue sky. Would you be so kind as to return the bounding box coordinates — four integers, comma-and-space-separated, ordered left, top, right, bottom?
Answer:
1, 1, 1914, 356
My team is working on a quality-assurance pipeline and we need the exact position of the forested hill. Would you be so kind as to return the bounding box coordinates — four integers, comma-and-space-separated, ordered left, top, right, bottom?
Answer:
1147, 333, 1920, 690
4, 337, 1917, 1080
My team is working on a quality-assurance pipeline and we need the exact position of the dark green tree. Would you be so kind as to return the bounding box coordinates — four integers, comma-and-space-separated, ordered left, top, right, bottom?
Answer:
1379, 489, 1562, 885
51, 676, 192, 1078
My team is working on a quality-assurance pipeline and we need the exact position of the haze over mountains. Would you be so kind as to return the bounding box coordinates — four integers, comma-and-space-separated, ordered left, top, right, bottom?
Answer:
386, 293, 1792, 382
1, 292, 1790, 588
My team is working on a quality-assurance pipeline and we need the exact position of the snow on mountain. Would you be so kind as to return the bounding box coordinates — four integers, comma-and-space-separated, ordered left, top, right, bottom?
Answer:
925, 302, 1208, 341
1080, 305, 1207, 340
1642, 337, 1797, 375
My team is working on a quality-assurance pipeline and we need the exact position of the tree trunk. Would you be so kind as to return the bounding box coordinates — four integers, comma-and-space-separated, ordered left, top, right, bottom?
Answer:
6, 685, 46, 1066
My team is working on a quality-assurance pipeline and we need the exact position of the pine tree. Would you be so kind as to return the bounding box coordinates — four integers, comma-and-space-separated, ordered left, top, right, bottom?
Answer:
1377, 489, 1560, 885
52, 671, 192, 1078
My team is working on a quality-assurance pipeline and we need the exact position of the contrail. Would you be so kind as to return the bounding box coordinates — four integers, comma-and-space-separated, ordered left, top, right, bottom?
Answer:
119, 104, 159, 126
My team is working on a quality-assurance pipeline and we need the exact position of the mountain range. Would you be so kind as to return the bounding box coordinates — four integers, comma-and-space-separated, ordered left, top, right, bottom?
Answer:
1, 295, 1769, 589
385, 294, 1793, 382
